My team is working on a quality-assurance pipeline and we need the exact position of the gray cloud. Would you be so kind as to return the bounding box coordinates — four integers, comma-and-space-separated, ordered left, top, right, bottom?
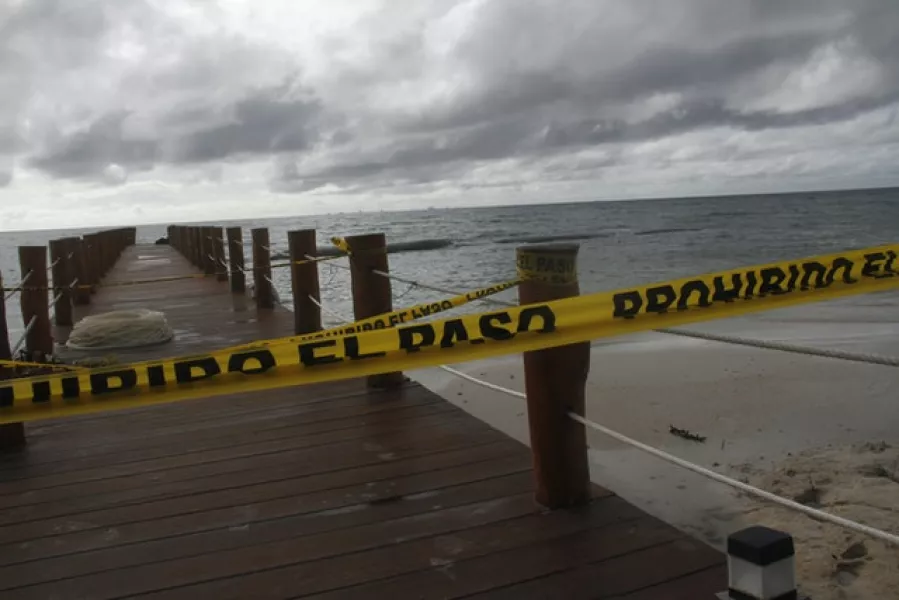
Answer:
3, 0, 899, 196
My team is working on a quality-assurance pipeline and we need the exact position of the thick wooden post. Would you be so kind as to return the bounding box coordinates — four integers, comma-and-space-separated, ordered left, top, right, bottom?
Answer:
211, 227, 228, 282
251, 228, 274, 309
517, 243, 590, 509
82, 234, 98, 294
18, 246, 53, 358
71, 238, 90, 305
288, 229, 322, 334
226, 227, 246, 294
0, 272, 11, 362
191, 227, 201, 268
200, 227, 214, 275
346, 233, 404, 389
0, 269, 24, 450
49, 239, 73, 327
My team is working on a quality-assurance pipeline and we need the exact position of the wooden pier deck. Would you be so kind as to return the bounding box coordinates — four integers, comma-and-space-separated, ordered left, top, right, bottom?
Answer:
0, 243, 726, 599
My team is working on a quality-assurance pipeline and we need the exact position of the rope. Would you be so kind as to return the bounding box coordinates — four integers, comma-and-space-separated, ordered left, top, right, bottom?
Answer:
5, 270, 34, 301
370, 268, 515, 308
47, 257, 60, 270
11, 316, 36, 355
568, 412, 899, 547
308, 286, 899, 547
658, 328, 899, 367
48, 291, 63, 309
441, 363, 899, 548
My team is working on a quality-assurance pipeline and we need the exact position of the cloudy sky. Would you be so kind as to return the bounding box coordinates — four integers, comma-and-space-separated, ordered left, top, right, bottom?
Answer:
1, 0, 898, 230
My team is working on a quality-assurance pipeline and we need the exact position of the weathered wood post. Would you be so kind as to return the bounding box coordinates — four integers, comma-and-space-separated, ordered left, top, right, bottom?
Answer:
251, 228, 274, 309
191, 227, 201, 268
200, 227, 214, 276
346, 233, 404, 389
48, 239, 73, 327
82, 233, 99, 294
517, 243, 591, 509
18, 246, 53, 359
288, 229, 322, 334
211, 227, 228, 282
0, 272, 12, 363
0, 269, 23, 450
71, 237, 90, 305
226, 227, 246, 294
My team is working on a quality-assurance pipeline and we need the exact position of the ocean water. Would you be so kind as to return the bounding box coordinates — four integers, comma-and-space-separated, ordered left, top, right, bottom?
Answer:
2, 187, 898, 354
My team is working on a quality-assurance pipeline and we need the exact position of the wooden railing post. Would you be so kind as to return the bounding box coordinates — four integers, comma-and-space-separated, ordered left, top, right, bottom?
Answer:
49, 239, 73, 327
211, 227, 228, 282
190, 227, 200, 268
251, 228, 274, 309
202, 227, 216, 276
0, 268, 24, 450
346, 233, 404, 389
517, 243, 591, 509
0, 272, 12, 362
18, 246, 53, 359
82, 234, 98, 294
226, 227, 246, 294
288, 229, 322, 334
71, 238, 90, 305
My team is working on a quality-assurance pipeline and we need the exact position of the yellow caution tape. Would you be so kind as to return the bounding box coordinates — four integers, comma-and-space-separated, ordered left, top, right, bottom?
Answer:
228, 278, 521, 352
1, 243, 896, 424
0, 359, 84, 371
331, 237, 351, 255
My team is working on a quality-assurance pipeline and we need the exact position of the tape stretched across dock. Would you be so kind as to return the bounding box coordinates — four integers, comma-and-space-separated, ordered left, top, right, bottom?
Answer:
229, 278, 521, 351
1, 244, 897, 424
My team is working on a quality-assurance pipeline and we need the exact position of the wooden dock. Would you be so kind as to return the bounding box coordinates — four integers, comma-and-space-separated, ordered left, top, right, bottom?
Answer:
0, 240, 727, 599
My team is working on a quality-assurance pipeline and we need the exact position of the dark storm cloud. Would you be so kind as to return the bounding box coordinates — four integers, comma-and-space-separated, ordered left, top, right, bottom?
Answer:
29, 113, 157, 178
171, 92, 324, 163
5, 0, 899, 192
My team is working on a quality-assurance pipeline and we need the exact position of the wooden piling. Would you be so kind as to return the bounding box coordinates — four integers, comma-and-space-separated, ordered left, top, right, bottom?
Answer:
48, 239, 73, 327
346, 233, 404, 389
82, 234, 98, 294
18, 246, 53, 358
226, 227, 246, 294
517, 242, 591, 509
71, 238, 90, 305
192, 227, 202, 268
251, 228, 274, 309
0, 272, 11, 362
212, 227, 228, 282
0, 270, 24, 450
201, 227, 216, 276
288, 229, 322, 334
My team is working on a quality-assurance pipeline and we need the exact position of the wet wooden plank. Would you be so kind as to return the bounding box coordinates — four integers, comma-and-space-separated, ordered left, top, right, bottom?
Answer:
0, 244, 727, 599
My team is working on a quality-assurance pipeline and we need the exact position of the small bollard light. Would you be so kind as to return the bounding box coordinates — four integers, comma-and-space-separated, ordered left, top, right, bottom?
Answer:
717, 525, 806, 600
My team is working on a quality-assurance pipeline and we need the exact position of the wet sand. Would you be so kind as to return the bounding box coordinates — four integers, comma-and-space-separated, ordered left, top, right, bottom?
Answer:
411, 291, 899, 599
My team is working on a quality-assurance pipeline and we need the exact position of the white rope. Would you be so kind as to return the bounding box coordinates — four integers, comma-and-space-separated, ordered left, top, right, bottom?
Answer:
659, 327, 899, 367
444, 359, 899, 548
48, 291, 63, 309
69, 277, 79, 290
11, 316, 36, 355
308, 296, 899, 548
370, 268, 516, 308
47, 257, 60, 270
307, 254, 351, 271
568, 412, 899, 547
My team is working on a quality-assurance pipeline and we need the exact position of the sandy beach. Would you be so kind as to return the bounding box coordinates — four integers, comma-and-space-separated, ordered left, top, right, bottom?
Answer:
411, 292, 899, 600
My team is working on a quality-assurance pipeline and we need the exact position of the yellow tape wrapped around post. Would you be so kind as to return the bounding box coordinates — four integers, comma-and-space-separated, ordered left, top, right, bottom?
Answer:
0, 243, 897, 424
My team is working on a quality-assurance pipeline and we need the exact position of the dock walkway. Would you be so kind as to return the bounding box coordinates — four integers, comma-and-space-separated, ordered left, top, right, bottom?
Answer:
0, 244, 726, 599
